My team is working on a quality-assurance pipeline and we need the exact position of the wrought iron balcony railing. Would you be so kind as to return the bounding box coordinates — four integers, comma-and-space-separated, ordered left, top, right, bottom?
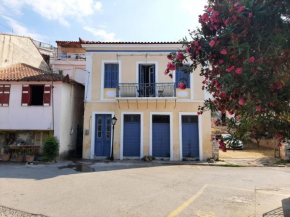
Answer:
116, 83, 176, 98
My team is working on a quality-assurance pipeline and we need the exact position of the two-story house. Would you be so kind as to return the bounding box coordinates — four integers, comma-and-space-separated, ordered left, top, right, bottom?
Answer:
80, 40, 212, 161
0, 63, 84, 157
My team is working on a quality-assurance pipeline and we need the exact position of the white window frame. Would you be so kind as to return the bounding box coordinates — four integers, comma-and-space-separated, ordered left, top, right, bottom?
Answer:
101, 60, 122, 101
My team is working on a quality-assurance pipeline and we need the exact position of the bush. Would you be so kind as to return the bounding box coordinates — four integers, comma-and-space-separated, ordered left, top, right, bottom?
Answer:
42, 136, 59, 162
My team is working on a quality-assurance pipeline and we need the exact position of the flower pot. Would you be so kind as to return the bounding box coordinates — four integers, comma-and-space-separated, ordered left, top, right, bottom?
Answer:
12, 152, 17, 159
26, 155, 34, 163
16, 154, 24, 162
2, 153, 10, 161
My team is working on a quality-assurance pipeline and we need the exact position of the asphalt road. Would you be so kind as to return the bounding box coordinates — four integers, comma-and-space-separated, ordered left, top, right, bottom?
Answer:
0, 161, 289, 217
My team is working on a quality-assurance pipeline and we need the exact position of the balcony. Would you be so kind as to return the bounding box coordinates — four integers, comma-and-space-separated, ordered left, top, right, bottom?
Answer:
116, 83, 176, 98
55, 53, 86, 61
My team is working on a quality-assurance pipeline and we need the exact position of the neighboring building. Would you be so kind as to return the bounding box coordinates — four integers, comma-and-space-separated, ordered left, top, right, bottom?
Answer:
53, 40, 86, 84
81, 40, 212, 161
0, 34, 51, 71
0, 63, 84, 157
33, 39, 57, 67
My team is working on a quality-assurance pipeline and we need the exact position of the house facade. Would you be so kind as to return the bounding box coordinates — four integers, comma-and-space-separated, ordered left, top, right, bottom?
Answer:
81, 41, 212, 161
53, 40, 86, 85
0, 63, 84, 157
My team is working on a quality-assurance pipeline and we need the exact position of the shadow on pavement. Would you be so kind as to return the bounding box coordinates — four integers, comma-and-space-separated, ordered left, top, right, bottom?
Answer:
0, 160, 178, 180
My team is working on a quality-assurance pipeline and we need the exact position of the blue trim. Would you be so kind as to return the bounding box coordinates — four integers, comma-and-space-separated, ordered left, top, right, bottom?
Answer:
87, 50, 178, 53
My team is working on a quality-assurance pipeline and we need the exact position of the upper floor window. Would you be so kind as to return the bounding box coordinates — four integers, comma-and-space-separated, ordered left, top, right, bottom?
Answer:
175, 66, 191, 88
104, 64, 119, 88
21, 84, 51, 106
0, 85, 10, 107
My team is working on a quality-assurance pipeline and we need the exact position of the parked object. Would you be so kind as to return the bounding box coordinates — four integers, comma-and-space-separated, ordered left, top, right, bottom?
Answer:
220, 134, 243, 149
42, 136, 59, 162
2, 145, 11, 161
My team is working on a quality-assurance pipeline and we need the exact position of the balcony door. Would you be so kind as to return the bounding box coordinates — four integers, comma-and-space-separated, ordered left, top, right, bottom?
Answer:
138, 64, 155, 97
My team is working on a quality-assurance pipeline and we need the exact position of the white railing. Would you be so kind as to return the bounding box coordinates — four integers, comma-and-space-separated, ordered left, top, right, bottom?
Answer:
55, 53, 86, 61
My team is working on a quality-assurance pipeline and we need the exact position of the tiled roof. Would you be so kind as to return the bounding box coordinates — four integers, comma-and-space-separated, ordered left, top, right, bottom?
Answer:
79, 38, 182, 44
0, 63, 83, 86
56, 40, 80, 44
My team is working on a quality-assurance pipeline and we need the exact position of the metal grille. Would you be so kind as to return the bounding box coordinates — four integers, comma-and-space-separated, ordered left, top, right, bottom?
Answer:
153, 115, 170, 123
124, 115, 140, 122
116, 83, 176, 98
182, 116, 198, 123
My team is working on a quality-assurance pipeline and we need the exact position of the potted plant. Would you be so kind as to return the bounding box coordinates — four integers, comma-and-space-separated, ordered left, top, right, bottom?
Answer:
16, 147, 24, 162
26, 150, 35, 163
2, 145, 11, 162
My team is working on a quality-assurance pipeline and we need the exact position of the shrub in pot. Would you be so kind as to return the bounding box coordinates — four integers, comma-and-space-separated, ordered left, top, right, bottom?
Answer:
16, 148, 24, 162
26, 151, 35, 163
2, 145, 11, 162
42, 136, 59, 162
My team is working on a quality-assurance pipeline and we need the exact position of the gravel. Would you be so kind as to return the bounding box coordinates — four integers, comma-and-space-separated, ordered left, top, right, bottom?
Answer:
0, 206, 46, 217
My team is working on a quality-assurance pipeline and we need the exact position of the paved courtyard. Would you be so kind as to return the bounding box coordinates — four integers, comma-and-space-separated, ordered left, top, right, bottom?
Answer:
0, 161, 289, 217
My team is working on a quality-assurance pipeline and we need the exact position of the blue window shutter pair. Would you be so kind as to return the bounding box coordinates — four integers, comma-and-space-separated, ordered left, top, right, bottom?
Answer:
104, 64, 119, 88
175, 66, 190, 88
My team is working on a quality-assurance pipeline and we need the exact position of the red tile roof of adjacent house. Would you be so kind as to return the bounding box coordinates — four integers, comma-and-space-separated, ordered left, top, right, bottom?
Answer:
0, 63, 83, 86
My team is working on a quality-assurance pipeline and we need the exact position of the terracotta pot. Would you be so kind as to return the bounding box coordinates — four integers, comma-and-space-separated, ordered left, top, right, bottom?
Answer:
16, 154, 24, 162
26, 155, 34, 163
12, 152, 17, 159
2, 153, 10, 161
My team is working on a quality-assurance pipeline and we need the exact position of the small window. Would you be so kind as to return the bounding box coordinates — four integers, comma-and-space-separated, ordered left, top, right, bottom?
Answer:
104, 64, 119, 88
30, 85, 44, 106
182, 115, 198, 123
97, 118, 102, 138
124, 115, 140, 123
176, 65, 190, 88
153, 115, 170, 123
106, 118, 111, 138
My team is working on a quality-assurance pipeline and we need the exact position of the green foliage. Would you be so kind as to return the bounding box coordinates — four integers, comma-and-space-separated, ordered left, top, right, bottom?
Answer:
166, 0, 290, 147
42, 136, 59, 162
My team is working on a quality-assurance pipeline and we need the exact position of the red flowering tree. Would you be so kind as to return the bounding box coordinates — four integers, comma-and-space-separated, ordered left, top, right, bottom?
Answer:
165, 0, 290, 148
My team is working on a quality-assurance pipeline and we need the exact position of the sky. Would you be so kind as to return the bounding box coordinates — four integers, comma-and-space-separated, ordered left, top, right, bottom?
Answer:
0, 0, 206, 45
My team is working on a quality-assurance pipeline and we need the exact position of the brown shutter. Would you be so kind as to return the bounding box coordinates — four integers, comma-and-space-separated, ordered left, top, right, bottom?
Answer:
43, 85, 51, 106
2, 85, 10, 106
0, 85, 3, 106
21, 85, 30, 106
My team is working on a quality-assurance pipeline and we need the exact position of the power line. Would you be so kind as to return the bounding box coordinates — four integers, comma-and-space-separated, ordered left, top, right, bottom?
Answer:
0, 22, 13, 33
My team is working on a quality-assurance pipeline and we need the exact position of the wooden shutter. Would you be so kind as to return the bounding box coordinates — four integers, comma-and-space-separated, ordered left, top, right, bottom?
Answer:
43, 85, 51, 106
2, 85, 10, 106
104, 64, 110, 88
0, 85, 3, 106
112, 64, 119, 88
176, 67, 190, 88
21, 85, 30, 106
104, 64, 119, 88
175, 69, 182, 87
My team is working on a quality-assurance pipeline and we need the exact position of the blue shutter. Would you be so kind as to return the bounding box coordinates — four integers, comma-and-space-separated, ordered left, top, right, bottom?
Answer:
175, 66, 190, 88
104, 64, 119, 88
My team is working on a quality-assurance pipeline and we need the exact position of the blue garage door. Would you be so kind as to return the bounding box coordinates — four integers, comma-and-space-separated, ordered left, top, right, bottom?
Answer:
182, 115, 199, 158
123, 115, 141, 157
95, 114, 111, 156
152, 115, 170, 157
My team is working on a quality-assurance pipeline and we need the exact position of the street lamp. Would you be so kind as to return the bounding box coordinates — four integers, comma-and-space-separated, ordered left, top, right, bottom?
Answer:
110, 115, 117, 161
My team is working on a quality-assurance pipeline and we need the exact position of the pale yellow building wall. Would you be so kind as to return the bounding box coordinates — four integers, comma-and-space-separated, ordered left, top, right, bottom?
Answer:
83, 102, 212, 161
82, 45, 212, 161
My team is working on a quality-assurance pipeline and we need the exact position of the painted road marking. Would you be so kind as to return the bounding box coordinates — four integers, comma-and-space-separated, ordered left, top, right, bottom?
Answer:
196, 210, 216, 217
167, 184, 208, 217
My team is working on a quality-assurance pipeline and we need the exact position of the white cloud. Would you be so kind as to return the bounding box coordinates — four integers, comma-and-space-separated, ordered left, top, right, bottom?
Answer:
2, 16, 45, 41
94, 1, 102, 10
0, 0, 102, 27
84, 26, 120, 42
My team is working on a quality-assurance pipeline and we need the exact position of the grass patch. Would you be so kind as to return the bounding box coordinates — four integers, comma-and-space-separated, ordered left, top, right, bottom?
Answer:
275, 160, 290, 165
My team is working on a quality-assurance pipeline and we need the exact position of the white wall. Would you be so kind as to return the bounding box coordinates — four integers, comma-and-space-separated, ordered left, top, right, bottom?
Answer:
0, 82, 62, 131
53, 61, 86, 84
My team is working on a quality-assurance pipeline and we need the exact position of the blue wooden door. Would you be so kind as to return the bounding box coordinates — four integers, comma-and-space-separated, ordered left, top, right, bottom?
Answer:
123, 115, 141, 157
95, 115, 112, 156
182, 116, 199, 158
152, 115, 170, 157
